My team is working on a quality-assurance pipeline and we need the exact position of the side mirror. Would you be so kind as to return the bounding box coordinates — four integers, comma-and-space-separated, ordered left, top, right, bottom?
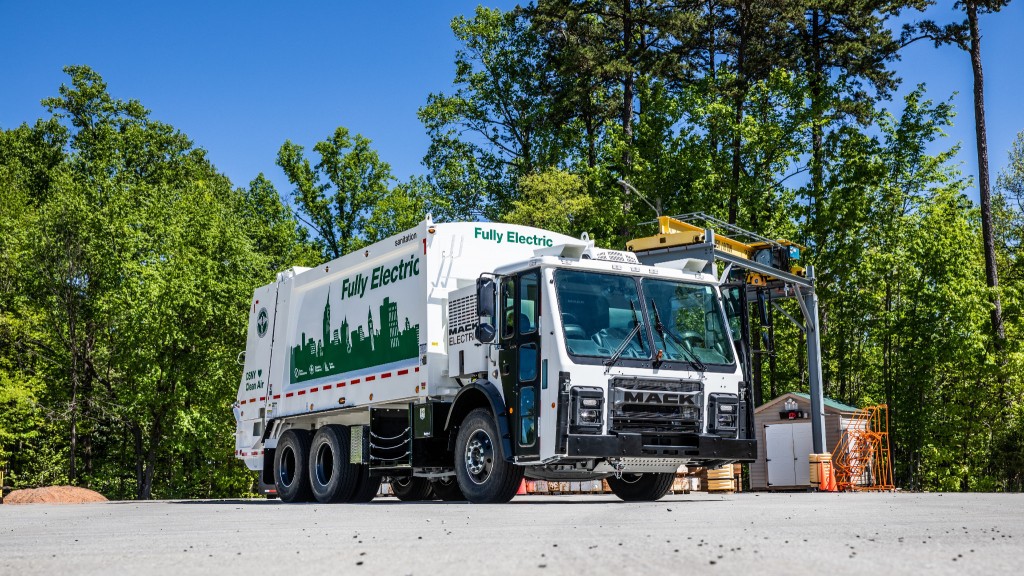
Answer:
476, 277, 496, 317
475, 323, 496, 344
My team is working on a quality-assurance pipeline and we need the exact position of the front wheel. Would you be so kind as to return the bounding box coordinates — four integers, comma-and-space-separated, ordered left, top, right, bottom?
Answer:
454, 408, 524, 503
607, 472, 675, 502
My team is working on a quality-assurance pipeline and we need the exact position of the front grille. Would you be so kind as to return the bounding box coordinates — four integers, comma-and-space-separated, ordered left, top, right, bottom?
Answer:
448, 293, 476, 329
609, 377, 703, 435
622, 405, 701, 420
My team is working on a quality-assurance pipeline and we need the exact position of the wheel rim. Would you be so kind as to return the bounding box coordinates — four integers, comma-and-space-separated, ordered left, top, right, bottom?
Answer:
279, 445, 297, 487
464, 428, 494, 485
315, 442, 334, 486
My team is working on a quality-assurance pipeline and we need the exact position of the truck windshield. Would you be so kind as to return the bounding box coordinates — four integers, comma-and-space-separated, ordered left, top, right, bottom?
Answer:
642, 279, 735, 366
553, 269, 650, 360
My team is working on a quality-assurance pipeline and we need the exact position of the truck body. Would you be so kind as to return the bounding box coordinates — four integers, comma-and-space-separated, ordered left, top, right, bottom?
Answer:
234, 217, 755, 503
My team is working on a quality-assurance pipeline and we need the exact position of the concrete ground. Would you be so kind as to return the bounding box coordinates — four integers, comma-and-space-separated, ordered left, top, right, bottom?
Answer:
2, 492, 1021, 575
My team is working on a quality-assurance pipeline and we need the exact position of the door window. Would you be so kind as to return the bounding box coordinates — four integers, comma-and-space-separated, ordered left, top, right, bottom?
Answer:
519, 386, 536, 446
500, 277, 515, 340
519, 343, 537, 381
519, 271, 539, 335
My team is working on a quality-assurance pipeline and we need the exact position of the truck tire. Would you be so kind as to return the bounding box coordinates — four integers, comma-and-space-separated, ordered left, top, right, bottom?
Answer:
348, 466, 381, 503
607, 473, 675, 502
454, 408, 524, 503
275, 429, 313, 503
430, 477, 466, 501
390, 476, 433, 501
308, 425, 360, 503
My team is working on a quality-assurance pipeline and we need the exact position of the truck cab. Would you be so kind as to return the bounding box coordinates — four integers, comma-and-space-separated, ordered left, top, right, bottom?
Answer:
444, 247, 754, 501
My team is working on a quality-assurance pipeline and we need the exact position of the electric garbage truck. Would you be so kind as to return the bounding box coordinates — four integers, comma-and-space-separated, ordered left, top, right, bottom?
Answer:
234, 217, 756, 503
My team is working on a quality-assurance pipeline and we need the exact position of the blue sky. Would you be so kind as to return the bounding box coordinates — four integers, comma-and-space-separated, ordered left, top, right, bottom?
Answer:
2, 1, 1021, 205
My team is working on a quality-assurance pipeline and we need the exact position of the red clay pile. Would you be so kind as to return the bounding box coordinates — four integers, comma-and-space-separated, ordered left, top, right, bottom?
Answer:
3, 486, 108, 505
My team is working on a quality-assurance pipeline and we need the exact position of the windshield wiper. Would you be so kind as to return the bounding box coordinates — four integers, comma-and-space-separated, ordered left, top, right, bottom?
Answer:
649, 298, 707, 372
629, 299, 645, 352
605, 300, 643, 371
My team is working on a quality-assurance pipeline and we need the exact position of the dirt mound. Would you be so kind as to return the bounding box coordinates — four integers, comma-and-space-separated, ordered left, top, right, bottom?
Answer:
4, 485, 108, 505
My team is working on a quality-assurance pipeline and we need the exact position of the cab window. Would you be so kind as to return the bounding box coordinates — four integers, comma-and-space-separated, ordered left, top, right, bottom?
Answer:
518, 271, 539, 335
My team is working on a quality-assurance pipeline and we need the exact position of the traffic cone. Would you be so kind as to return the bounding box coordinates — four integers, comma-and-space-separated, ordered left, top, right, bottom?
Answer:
817, 462, 827, 491
517, 479, 528, 495
827, 465, 838, 492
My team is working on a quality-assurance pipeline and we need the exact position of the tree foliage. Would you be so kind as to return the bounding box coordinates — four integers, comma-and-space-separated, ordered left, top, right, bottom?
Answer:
278, 127, 448, 260
419, 2, 1021, 491
0, 66, 304, 498
2, 1, 1022, 495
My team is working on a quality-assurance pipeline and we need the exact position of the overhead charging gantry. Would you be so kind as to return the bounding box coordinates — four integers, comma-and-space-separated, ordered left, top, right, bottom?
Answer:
627, 213, 828, 456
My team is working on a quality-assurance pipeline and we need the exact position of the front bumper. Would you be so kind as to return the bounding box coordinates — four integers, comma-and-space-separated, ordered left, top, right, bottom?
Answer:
565, 433, 756, 462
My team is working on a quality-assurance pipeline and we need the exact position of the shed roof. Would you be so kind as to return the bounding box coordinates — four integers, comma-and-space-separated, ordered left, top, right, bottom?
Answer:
792, 392, 859, 413
756, 391, 860, 415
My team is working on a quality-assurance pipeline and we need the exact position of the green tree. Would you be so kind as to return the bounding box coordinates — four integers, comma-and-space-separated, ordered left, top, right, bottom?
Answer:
908, 0, 1014, 351
502, 168, 599, 236
239, 174, 319, 273
0, 65, 275, 499
420, 6, 567, 219
991, 131, 1024, 490
365, 175, 439, 239
791, 0, 919, 245
277, 127, 393, 259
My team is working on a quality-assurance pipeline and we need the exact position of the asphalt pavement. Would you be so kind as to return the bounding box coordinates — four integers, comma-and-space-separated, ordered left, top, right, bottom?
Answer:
3, 492, 1022, 575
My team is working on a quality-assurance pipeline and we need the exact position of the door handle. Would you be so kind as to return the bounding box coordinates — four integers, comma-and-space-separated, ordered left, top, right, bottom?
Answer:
501, 362, 510, 376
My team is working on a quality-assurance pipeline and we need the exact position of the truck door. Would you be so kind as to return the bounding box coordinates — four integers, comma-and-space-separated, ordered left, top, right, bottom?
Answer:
498, 269, 541, 460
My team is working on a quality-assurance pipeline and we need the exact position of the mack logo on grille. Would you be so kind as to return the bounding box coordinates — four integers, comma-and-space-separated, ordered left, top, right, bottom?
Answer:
622, 391, 691, 405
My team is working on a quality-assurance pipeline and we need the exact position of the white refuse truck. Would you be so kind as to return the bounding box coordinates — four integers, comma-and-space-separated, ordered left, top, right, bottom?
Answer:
234, 217, 755, 503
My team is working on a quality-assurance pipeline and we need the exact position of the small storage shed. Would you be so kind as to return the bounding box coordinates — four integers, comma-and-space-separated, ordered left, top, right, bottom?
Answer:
749, 392, 859, 491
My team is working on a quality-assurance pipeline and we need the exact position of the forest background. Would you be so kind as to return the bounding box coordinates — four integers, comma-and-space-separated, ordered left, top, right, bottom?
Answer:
1, 0, 1022, 499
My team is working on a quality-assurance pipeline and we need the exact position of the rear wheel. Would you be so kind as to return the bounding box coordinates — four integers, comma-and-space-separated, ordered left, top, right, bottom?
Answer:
430, 476, 466, 501
308, 425, 360, 503
348, 466, 381, 503
390, 476, 433, 501
274, 429, 313, 503
607, 473, 675, 502
455, 408, 524, 503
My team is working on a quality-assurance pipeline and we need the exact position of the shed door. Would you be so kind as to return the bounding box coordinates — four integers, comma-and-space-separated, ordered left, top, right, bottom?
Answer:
765, 424, 795, 486
765, 422, 813, 487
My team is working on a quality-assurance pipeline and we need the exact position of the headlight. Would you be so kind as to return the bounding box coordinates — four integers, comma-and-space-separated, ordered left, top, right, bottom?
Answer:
708, 393, 739, 437
570, 387, 604, 434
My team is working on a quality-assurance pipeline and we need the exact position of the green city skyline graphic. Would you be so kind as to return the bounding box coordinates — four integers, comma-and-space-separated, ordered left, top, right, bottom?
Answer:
290, 290, 420, 384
